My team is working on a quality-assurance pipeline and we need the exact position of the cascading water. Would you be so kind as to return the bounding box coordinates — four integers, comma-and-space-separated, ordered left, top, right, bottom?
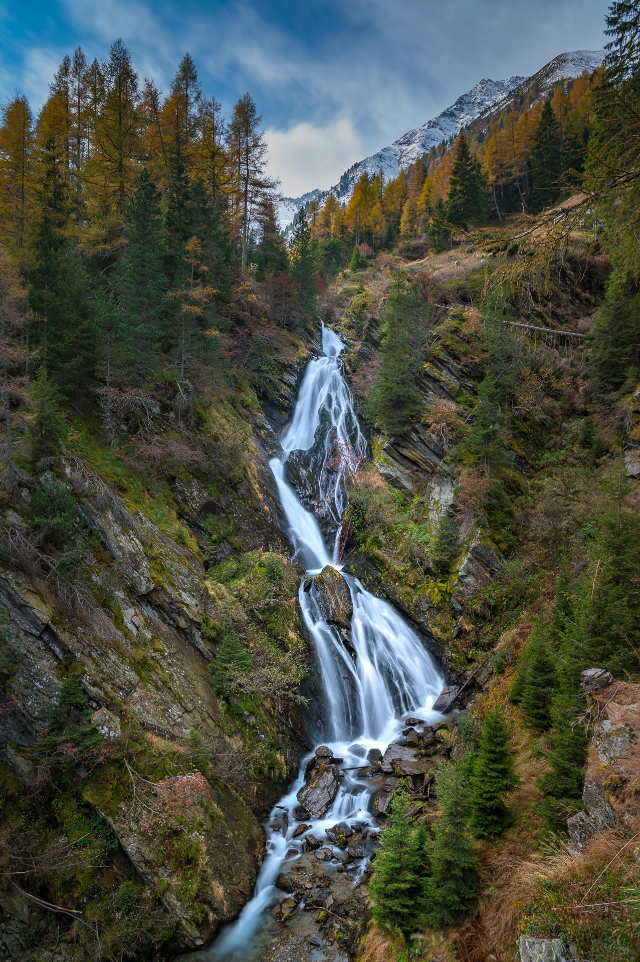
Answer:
204, 324, 444, 961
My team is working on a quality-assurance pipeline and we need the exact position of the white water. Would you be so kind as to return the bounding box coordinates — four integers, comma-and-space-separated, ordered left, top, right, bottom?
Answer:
206, 324, 443, 961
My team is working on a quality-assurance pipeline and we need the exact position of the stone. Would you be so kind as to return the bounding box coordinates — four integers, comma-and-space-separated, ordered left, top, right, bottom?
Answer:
292, 823, 310, 838
595, 724, 636, 763
304, 834, 323, 851
519, 937, 567, 962
280, 897, 298, 919
404, 728, 420, 747
347, 834, 367, 858
432, 686, 459, 712
315, 847, 334, 861
314, 566, 353, 628
624, 448, 640, 478
275, 873, 295, 893
326, 822, 353, 848
297, 765, 342, 818
366, 748, 382, 765
315, 745, 334, 758
581, 668, 614, 693
404, 717, 426, 727
372, 777, 400, 815
381, 744, 429, 776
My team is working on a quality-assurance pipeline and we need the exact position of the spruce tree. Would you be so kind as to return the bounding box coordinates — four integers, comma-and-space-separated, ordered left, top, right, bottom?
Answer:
470, 707, 519, 838
375, 279, 424, 436
112, 167, 167, 382
369, 787, 428, 937
519, 628, 557, 732
431, 511, 460, 573
589, 266, 640, 391
447, 133, 486, 229
27, 369, 67, 466
289, 210, 316, 317
531, 101, 563, 213
425, 760, 478, 926
537, 690, 588, 833
40, 677, 101, 758
209, 631, 251, 696
429, 197, 450, 252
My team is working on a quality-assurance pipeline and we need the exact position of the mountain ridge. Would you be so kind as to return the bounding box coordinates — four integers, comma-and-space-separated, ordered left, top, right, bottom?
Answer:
277, 48, 605, 229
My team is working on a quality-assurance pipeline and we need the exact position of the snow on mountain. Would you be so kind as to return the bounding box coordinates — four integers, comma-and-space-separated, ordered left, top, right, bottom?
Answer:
277, 49, 605, 230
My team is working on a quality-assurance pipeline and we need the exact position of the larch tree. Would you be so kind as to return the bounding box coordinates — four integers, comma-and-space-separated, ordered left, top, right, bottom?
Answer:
0, 96, 35, 248
0, 248, 31, 495
227, 93, 274, 274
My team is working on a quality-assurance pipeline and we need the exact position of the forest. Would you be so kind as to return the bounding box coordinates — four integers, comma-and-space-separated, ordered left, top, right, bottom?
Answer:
0, 2, 639, 962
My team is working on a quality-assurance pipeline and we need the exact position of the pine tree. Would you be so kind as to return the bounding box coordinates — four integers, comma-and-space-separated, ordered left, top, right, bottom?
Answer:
519, 628, 557, 732
112, 167, 166, 381
447, 133, 486, 229
369, 787, 428, 937
531, 101, 563, 213
27, 369, 67, 466
375, 279, 424, 436
470, 707, 519, 838
425, 761, 478, 926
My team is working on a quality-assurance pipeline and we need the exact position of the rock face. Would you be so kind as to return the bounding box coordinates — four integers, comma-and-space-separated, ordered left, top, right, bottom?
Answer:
381, 744, 430, 776
519, 937, 567, 962
314, 566, 353, 628
297, 765, 342, 818
568, 671, 640, 849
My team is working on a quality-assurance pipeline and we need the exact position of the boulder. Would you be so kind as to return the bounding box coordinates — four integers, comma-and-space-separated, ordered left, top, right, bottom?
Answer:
315, 847, 334, 861
432, 686, 460, 712
519, 937, 567, 962
314, 566, 353, 628
404, 716, 426, 727
347, 834, 367, 858
275, 873, 295, 893
581, 668, 614, 693
372, 777, 400, 815
303, 834, 323, 851
367, 748, 383, 765
280, 897, 298, 919
292, 823, 310, 838
297, 764, 342, 818
315, 745, 334, 759
381, 744, 429, 776
326, 822, 353, 848
403, 727, 420, 747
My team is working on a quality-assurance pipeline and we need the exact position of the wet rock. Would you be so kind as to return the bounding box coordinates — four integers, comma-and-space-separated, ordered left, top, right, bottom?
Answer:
304, 834, 323, 851
366, 748, 382, 765
315, 847, 334, 861
292, 823, 310, 838
326, 822, 353, 848
297, 765, 342, 818
314, 566, 353, 628
432, 686, 459, 712
275, 873, 295, 893
405, 716, 426, 727
286, 848, 298, 858
280, 897, 298, 919
315, 745, 334, 759
348, 743, 367, 757
372, 777, 400, 815
381, 744, 429, 776
519, 937, 567, 962
347, 834, 367, 858
403, 727, 420, 747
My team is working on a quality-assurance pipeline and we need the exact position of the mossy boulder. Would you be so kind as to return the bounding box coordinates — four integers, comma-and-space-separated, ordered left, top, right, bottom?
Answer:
314, 566, 353, 629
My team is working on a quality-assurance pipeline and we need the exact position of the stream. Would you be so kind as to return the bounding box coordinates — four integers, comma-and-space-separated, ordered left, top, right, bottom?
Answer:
203, 324, 444, 960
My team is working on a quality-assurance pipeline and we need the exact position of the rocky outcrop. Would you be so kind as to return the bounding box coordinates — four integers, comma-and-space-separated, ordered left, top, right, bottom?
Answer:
297, 764, 342, 818
567, 670, 640, 850
519, 937, 568, 962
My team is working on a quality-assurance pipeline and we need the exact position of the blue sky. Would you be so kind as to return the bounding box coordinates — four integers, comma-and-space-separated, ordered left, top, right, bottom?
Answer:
0, 0, 610, 196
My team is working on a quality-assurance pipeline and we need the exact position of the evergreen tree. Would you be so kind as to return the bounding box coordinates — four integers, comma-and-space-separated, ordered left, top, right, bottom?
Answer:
519, 628, 557, 732
375, 279, 424, 435
429, 197, 450, 252
289, 210, 316, 317
40, 677, 101, 758
425, 761, 478, 926
531, 101, 563, 213
164, 152, 197, 272
470, 707, 519, 838
537, 690, 588, 833
349, 243, 366, 272
589, 266, 640, 391
431, 511, 460, 573
27, 369, 67, 466
112, 167, 166, 381
447, 133, 486, 229
369, 787, 428, 937
209, 631, 251, 695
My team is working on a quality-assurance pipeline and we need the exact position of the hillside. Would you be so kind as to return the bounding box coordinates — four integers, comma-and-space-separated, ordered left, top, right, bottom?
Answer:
277, 49, 604, 229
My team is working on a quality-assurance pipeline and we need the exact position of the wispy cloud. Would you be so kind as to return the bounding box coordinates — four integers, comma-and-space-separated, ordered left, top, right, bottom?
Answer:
266, 116, 364, 198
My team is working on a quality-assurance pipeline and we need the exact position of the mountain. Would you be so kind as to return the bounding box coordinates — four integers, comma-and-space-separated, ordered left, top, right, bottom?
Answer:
277, 49, 605, 230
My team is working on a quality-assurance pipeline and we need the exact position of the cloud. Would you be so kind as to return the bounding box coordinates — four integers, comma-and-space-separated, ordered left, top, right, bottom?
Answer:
265, 116, 364, 197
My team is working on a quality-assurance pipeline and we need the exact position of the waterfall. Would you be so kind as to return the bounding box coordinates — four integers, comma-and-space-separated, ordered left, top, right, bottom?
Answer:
204, 324, 444, 961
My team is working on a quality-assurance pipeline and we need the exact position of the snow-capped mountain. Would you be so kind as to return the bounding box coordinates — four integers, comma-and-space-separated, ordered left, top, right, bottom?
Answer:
277, 49, 605, 230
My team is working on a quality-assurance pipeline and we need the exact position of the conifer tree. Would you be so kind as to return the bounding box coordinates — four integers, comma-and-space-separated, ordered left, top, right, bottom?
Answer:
210, 631, 251, 695
531, 101, 563, 213
0, 248, 31, 495
369, 787, 428, 937
112, 167, 166, 381
375, 279, 424, 436
429, 197, 450, 252
537, 690, 588, 833
425, 761, 478, 925
289, 211, 316, 317
164, 152, 197, 272
40, 677, 101, 758
447, 133, 486, 229
431, 511, 460, 573
349, 243, 365, 272
519, 629, 557, 732
27, 369, 67, 466
470, 707, 519, 838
